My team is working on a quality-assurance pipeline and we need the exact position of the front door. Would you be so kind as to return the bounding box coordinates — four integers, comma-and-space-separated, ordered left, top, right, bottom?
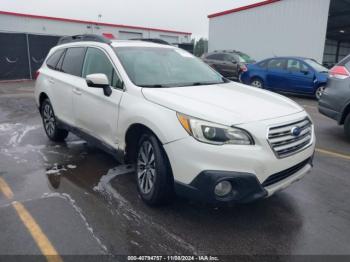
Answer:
286, 59, 315, 94
73, 47, 124, 148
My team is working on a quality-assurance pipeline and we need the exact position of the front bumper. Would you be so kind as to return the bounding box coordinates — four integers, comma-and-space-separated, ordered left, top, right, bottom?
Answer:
174, 157, 313, 204
164, 111, 316, 203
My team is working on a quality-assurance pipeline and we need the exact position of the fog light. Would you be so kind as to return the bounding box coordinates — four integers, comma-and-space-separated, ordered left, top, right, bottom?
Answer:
214, 181, 232, 197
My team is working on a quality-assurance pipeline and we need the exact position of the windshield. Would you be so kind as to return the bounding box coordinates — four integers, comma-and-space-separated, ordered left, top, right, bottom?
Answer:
237, 52, 255, 63
114, 47, 224, 87
304, 59, 328, 73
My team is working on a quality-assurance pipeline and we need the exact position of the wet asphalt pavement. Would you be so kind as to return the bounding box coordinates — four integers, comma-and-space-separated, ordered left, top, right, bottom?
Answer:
0, 81, 350, 260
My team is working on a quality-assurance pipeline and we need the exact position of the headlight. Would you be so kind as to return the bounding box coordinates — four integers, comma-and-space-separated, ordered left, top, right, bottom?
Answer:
177, 113, 254, 145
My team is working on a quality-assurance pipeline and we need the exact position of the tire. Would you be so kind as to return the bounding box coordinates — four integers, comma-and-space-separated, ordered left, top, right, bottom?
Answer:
251, 78, 264, 89
136, 132, 174, 206
315, 86, 326, 100
41, 99, 69, 142
344, 113, 350, 140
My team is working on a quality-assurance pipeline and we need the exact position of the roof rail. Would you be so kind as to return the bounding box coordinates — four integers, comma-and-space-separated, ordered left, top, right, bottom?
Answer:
57, 34, 112, 45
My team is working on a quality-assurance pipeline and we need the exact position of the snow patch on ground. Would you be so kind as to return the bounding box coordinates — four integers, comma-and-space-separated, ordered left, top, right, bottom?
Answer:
46, 164, 67, 175
93, 165, 198, 255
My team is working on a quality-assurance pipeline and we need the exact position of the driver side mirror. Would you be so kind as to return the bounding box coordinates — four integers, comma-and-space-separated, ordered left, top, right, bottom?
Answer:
86, 74, 112, 97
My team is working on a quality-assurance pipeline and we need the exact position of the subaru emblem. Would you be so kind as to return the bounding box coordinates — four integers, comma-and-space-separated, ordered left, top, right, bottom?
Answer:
291, 126, 302, 137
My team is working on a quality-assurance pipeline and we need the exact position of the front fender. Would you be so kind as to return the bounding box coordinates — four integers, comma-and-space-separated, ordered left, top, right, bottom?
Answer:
117, 93, 189, 150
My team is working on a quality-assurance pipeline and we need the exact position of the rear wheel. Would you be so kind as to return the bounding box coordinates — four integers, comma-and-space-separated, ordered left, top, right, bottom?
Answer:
41, 99, 69, 142
251, 78, 264, 89
315, 86, 326, 100
344, 113, 350, 140
136, 132, 174, 206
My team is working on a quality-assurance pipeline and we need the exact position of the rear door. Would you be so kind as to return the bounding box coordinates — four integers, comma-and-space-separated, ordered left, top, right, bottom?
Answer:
223, 54, 239, 79
266, 58, 288, 90
50, 47, 87, 126
74, 47, 124, 147
286, 59, 315, 94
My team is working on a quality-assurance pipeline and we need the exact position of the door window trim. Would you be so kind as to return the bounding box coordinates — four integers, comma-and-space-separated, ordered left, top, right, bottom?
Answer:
82, 45, 125, 91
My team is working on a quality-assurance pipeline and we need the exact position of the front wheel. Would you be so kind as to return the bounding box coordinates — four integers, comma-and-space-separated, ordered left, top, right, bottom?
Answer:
136, 133, 174, 206
315, 86, 326, 100
251, 78, 264, 89
41, 99, 69, 142
344, 113, 350, 140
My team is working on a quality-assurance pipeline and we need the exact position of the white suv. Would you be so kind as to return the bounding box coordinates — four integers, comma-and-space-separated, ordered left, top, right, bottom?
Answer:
35, 35, 315, 205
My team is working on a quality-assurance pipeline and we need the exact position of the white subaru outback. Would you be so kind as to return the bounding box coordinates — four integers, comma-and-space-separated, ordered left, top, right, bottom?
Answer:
35, 35, 315, 205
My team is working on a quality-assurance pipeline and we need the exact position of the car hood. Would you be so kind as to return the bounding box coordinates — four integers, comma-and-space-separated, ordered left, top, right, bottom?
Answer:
141, 82, 304, 126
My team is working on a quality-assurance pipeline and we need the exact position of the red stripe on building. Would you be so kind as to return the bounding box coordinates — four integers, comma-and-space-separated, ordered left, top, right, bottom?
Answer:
208, 0, 281, 18
0, 10, 192, 35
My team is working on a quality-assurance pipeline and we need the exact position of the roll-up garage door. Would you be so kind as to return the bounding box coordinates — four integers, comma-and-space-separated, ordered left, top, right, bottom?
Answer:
28, 34, 60, 75
119, 31, 143, 40
0, 33, 30, 80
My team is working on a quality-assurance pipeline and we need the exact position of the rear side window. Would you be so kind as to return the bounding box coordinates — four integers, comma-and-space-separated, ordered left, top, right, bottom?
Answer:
61, 47, 86, 76
206, 54, 224, 61
258, 60, 268, 68
46, 49, 65, 70
268, 59, 287, 70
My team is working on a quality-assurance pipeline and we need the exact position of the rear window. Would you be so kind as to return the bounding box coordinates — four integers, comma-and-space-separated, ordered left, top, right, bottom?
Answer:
257, 60, 268, 68
61, 47, 86, 77
46, 49, 65, 70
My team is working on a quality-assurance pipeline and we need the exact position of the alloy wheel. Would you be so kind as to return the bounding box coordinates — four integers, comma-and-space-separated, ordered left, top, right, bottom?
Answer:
251, 80, 262, 88
43, 104, 55, 137
137, 140, 156, 194
316, 86, 325, 100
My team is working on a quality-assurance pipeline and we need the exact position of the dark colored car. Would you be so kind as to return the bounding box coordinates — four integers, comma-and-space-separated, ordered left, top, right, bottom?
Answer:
241, 57, 329, 100
202, 50, 255, 81
319, 55, 350, 139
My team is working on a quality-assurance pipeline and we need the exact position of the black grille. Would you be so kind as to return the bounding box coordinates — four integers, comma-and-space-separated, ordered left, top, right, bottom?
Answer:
262, 158, 311, 187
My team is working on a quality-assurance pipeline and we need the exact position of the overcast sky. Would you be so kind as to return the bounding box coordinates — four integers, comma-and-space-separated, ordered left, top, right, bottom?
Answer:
0, 0, 260, 38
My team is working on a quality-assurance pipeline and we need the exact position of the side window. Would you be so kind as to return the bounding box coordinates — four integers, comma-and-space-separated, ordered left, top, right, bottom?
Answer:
46, 49, 65, 70
301, 62, 309, 72
61, 47, 86, 76
206, 54, 219, 60
82, 48, 122, 89
55, 49, 66, 71
268, 59, 287, 70
287, 59, 301, 72
223, 54, 235, 62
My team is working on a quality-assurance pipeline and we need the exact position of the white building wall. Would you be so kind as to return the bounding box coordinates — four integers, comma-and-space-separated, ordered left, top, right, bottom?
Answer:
209, 0, 330, 63
0, 13, 190, 43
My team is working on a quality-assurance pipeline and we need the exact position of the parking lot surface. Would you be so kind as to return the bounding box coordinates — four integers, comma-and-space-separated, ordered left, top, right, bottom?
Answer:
0, 81, 349, 260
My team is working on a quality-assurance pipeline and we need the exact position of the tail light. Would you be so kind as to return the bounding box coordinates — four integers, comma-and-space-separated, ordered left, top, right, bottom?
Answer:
329, 66, 350, 79
34, 70, 40, 80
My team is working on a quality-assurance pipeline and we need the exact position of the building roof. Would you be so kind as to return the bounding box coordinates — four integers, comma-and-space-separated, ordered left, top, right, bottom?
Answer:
0, 10, 192, 35
208, 0, 281, 19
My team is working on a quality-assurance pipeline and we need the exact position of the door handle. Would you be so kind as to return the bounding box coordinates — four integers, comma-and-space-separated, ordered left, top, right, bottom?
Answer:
48, 78, 55, 84
73, 88, 82, 95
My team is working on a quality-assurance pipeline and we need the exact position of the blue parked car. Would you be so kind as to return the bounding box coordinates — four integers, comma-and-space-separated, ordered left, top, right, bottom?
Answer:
240, 57, 329, 100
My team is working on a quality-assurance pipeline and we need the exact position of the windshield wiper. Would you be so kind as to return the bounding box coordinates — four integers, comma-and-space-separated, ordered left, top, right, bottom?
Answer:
139, 84, 166, 88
